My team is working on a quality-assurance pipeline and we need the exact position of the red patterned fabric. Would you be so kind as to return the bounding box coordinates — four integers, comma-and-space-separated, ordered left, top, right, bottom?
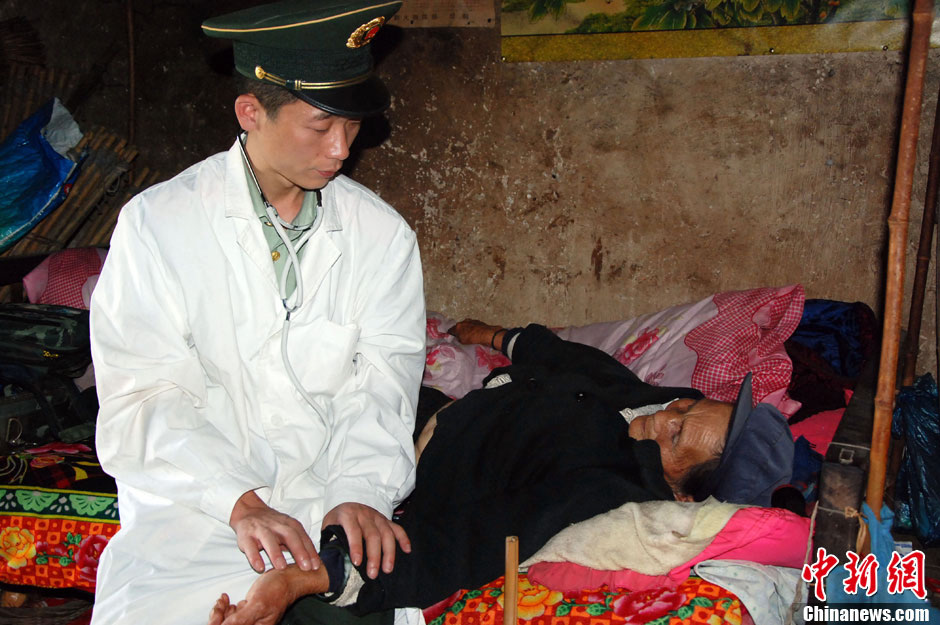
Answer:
685, 286, 804, 404
614, 327, 662, 367
423, 573, 744, 625
0, 516, 119, 592
0, 442, 118, 593
24, 248, 105, 309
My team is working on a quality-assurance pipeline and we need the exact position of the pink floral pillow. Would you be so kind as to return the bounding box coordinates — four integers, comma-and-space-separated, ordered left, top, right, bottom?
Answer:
423, 285, 805, 415
424, 314, 512, 398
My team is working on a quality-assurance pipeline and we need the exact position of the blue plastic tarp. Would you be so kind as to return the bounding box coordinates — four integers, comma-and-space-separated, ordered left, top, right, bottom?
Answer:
824, 502, 939, 619
893, 373, 940, 546
0, 98, 82, 253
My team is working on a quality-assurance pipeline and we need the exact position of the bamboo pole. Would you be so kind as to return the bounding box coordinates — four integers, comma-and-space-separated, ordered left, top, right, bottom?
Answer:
890, 80, 940, 506
866, 0, 935, 520
504, 536, 518, 625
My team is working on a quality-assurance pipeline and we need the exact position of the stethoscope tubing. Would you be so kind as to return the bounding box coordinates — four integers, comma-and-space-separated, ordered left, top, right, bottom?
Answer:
237, 134, 333, 444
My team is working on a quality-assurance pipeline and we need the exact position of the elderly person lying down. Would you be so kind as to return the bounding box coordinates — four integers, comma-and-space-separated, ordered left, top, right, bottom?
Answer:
209, 321, 795, 625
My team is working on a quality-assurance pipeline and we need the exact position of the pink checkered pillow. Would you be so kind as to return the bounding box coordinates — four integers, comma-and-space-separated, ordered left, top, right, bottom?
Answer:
559, 285, 803, 413
423, 285, 804, 415
22, 247, 107, 309
684, 287, 804, 405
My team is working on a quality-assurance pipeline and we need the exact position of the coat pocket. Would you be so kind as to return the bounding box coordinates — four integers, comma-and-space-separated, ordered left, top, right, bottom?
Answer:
285, 317, 361, 396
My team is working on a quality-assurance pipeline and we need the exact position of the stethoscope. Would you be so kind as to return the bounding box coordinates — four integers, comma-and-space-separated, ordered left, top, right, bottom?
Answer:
237, 133, 327, 414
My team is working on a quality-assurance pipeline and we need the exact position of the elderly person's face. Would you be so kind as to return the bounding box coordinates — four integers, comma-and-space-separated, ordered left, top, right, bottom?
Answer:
628, 398, 732, 498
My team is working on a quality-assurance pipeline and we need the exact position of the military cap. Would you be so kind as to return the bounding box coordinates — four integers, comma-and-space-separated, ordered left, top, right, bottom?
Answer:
202, 0, 401, 117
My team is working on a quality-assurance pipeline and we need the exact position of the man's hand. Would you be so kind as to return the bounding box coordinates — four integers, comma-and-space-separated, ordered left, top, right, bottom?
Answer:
322, 502, 410, 579
448, 319, 506, 349
230, 490, 319, 573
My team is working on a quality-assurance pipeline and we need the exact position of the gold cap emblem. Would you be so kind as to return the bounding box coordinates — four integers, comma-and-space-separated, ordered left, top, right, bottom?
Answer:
347, 17, 386, 49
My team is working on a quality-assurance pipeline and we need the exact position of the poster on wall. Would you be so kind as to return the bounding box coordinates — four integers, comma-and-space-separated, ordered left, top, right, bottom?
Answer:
392, 0, 496, 27
501, 0, 940, 61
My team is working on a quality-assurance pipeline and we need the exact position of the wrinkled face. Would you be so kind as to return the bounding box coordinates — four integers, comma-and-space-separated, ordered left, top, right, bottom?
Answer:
251, 99, 362, 191
628, 398, 732, 493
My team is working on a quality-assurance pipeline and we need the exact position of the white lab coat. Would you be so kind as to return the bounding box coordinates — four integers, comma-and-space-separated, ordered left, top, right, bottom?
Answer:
89, 141, 426, 625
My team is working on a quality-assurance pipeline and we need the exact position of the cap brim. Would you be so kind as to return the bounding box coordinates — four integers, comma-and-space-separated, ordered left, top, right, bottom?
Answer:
723, 372, 754, 460
696, 372, 753, 496
292, 74, 390, 118
697, 372, 795, 506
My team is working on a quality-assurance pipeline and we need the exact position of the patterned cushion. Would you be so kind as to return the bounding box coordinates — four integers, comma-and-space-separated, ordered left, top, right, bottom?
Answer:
0, 442, 118, 593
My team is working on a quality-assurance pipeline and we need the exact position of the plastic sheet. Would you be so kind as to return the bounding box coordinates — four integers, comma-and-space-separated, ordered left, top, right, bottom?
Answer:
892, 373, 940, 546
825, 502, 938, 617
0, 98, 82, 253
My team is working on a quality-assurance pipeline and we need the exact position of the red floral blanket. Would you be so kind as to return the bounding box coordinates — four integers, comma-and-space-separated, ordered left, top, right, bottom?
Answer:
424, 574, 744, 625
0, 443, 118, 593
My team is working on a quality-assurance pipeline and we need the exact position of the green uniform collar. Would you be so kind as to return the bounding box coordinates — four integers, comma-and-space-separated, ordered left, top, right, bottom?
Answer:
243, 159, 319, 296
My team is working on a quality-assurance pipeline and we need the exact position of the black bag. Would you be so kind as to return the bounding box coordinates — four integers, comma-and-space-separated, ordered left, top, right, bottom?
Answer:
0, 303, 91, 376
0, 303, 96, 448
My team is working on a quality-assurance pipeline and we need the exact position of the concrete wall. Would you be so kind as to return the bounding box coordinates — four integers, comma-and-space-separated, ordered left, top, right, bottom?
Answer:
4, 1, 939, 376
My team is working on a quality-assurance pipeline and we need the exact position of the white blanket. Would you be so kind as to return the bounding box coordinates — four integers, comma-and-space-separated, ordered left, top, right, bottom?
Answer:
693, 560, 804, 625
524, 497, 744, 575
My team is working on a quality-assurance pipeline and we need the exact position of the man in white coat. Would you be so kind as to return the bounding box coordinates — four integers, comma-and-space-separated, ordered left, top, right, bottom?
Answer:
88, 1, 425, 624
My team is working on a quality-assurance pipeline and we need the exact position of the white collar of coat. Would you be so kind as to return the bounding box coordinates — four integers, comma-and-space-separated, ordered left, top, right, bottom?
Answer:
222, 139, 343, 232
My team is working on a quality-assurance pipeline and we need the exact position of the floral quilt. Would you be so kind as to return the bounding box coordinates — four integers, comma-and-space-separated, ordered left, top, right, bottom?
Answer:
0, 442, 118, 593
423, 574, 744, 625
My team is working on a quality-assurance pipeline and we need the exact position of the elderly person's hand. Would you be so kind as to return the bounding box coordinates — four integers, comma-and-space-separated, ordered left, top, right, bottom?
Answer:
448, 319, 507, 350
207, 564, 331, 625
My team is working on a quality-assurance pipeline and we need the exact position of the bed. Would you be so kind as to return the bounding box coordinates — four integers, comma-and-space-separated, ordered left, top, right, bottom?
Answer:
415, 284, 879, 625
0, 254, 882, 624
